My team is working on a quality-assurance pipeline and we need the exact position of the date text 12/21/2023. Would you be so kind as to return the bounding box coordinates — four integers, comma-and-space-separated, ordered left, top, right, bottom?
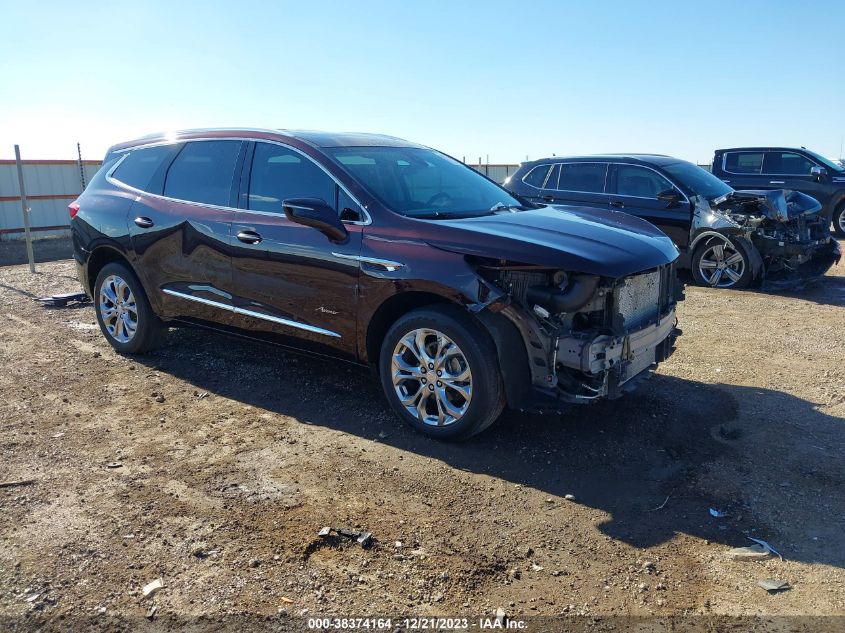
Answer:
306, 617, 528, 630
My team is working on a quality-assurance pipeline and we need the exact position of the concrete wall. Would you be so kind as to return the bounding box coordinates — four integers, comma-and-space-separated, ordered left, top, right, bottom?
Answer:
0, 160, 102, 240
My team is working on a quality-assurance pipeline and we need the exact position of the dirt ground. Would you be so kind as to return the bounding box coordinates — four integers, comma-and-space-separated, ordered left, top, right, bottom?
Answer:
1, 259, 844, 631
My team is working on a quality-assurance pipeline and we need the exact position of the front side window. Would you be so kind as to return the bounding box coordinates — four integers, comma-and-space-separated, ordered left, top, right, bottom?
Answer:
163, 141, 242, 206
327, 147, 524, 219
762, 151, 815, 175
111, 144, 182, 193
247, 143, 337, 214
615, 165, 674, 198
523, 164, 552, 188
724, 151, 763, 174
557, 163, 608, 193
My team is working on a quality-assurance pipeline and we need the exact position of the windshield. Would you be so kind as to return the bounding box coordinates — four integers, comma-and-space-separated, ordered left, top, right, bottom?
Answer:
663, 160, 734, 200
326, 146, 525, 219
805, 150, 845, 173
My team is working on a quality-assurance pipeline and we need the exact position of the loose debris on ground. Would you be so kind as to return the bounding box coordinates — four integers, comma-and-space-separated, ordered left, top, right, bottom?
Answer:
1, 260, 844, 621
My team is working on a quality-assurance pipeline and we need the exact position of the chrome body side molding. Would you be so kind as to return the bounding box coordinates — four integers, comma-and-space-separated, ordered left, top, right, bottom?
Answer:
161, 288, 341, 338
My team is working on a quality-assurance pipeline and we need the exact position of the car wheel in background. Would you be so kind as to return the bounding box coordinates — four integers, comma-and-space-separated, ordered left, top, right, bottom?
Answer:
379, 305, 505, 440
94, 262, 164, 354
691, 235, 756, 289
833, 202, 845, 238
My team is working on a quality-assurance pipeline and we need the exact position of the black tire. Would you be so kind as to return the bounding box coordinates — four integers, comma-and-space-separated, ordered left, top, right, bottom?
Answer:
833, 202, 845, 238
379, 305, 505, 440
691, 235, 756, 289
93, 262, 164, 354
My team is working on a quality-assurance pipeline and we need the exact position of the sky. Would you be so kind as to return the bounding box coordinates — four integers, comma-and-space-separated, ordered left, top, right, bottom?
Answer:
1, 0, 843, 164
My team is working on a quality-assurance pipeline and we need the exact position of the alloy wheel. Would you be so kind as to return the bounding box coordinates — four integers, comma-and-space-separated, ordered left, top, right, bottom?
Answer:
391, 328, 473, 426
99, 274, 138, 343
697, 242, 746, 288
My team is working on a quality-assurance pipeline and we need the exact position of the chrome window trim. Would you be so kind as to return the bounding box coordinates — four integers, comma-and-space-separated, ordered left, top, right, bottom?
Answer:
107, 137, 372, 225
611, 162, 689, 204
521, 161, 611, 195
722, 150, 822, 177
331, 252, 404, 272
161, 288, 341, 338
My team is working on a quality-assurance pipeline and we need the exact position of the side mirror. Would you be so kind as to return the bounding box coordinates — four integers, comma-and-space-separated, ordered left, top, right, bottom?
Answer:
282, 198, 348, 243
810, 166, 827, 181
656, 188, 682, 207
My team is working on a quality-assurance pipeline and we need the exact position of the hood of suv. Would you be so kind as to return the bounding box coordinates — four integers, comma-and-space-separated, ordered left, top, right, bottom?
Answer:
423, 206, 678, 278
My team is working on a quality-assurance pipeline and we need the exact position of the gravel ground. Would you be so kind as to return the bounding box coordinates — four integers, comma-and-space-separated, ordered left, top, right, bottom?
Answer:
0, 259, 843, 631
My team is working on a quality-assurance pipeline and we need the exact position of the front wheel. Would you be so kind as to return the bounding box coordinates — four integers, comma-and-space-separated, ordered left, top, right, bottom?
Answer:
833, 203, 845, 238
691, 235, 756, 289
379, 305, 505, 440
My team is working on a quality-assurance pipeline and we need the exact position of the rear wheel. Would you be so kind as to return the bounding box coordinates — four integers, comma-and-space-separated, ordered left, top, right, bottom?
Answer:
691, 235, 756, 289
833, 202, 845, 238
379, 305, 505, 440
94, 262, 163, 354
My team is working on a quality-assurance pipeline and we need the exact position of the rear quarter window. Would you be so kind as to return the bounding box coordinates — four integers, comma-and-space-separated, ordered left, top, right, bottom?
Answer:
110, 144, 182, 193
523, 164, 551, 188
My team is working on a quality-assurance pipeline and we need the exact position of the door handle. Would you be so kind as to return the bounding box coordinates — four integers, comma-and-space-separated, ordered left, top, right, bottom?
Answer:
134, 216, 154, 228
769, 181, 785, 185
542, 195, 554, 202
610, 200, 625, 208
236, 230, 262, 244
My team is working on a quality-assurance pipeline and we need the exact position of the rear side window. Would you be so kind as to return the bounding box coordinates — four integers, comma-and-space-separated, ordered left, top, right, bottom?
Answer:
163, 141, 242, 206
614, 165, 674, 198
522, 164, 551, 188
763, 152, 815, 175
247, 143, 337, 214
557, 163, 607, 193
111, 144, 181, 193
724, 152, 763, 174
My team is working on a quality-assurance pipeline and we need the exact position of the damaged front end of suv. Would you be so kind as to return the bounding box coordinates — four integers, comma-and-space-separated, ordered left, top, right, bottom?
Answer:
692, 189, 841, 289
468, 255, 683, 412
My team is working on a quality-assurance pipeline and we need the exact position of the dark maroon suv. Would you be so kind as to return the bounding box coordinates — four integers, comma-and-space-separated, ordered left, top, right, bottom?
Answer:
70, 128, 682, 439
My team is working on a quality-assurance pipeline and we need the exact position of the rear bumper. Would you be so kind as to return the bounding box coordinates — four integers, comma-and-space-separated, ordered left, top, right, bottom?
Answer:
75, 258, 92, 298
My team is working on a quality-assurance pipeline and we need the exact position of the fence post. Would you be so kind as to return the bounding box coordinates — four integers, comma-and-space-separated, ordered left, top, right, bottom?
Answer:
77, 142, 86, 191
13, 145, 36, 273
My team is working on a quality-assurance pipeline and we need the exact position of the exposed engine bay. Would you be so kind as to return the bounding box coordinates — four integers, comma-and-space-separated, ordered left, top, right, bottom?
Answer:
472, 258, 683, 409
693, 189, 841, 287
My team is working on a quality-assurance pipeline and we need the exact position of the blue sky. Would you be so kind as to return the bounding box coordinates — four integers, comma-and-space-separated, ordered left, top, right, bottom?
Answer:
1, 0, 843, 163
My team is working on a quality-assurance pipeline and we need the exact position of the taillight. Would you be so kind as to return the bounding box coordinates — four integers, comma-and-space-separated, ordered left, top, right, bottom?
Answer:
68, 202, 80, 219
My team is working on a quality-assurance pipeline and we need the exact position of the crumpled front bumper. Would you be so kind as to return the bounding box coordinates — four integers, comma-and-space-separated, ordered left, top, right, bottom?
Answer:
762, 237, 841, 290
556, 309, 678, 399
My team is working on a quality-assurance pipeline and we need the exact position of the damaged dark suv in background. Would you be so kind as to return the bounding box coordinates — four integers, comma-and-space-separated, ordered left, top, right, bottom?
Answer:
70, 129, 682, 440
507, 155, 841, 289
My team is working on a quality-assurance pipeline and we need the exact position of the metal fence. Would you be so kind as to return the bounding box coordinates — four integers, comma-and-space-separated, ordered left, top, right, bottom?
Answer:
471, 163, 520, 183
0, 159, 102, 240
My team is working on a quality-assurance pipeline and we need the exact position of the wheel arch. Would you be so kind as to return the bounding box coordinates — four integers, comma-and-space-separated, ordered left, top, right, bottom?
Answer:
691, 230, 764, 283
364, 291, 456, 366
85, 245, 160, 311
364, 291, 532, 410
